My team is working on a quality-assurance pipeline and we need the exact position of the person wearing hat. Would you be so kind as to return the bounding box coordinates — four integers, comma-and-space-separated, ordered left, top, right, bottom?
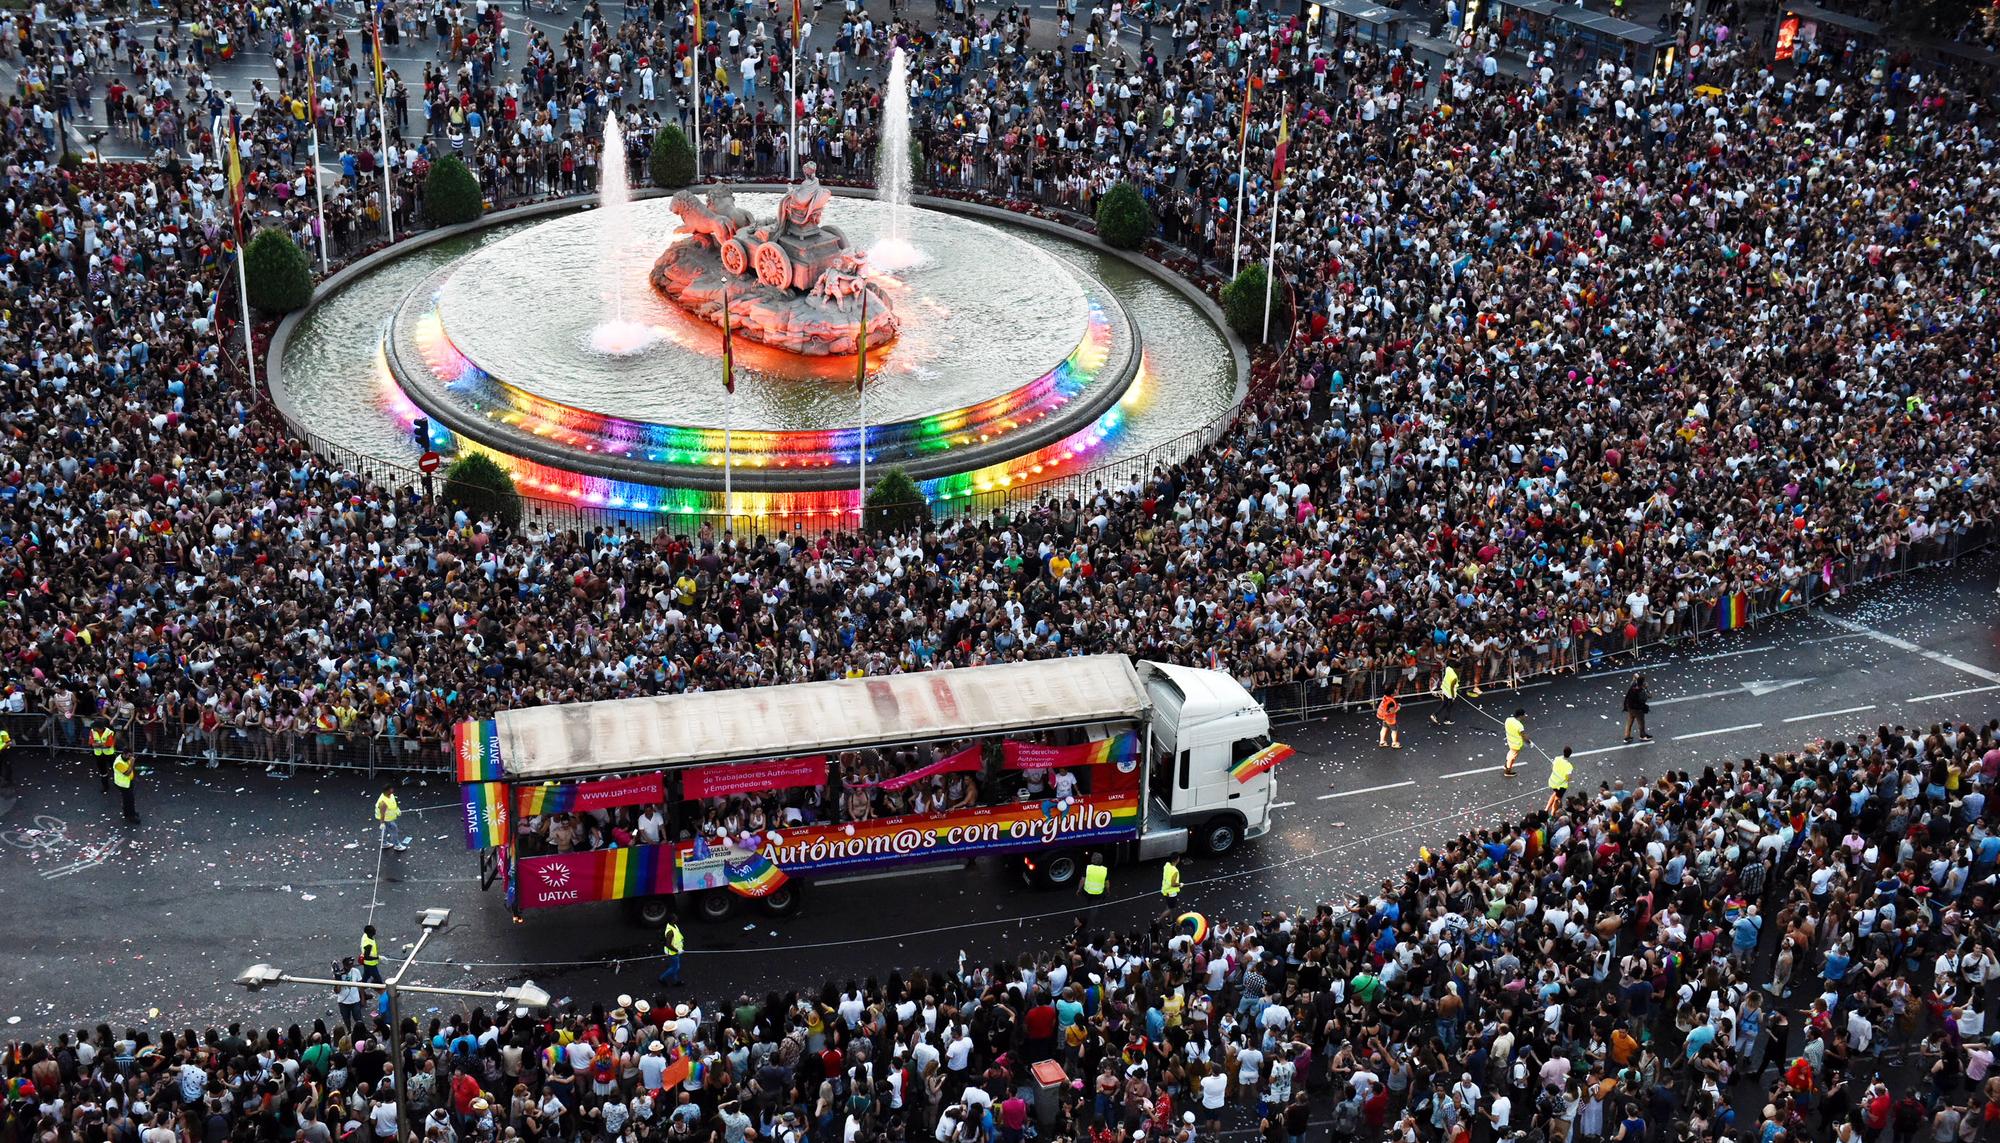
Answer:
112, 752, 138, 824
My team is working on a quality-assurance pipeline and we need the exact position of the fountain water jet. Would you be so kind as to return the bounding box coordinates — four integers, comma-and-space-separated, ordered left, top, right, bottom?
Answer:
868, 48, 924, 272
589, 115, 662, 355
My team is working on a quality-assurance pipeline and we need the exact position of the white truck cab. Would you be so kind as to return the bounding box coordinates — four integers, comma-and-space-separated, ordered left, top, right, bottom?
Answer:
1137, 661, 1276, 858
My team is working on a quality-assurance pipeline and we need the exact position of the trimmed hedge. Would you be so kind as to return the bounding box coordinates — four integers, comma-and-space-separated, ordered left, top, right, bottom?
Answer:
1095, 181, 1151, 250
864, 466, 927, 535
243, 228, 314, 315
442, 453, 522, 530
1222, 264, 1286, 341
650, 125, 697, 188
421, 155, 483, 226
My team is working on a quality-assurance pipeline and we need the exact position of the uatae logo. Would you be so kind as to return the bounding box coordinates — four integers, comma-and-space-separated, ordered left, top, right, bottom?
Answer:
541, 863, 572, 888
533, 861, 579, 903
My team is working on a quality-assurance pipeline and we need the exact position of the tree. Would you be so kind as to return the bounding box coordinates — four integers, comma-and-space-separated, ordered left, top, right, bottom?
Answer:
441, 453, 522, 530
243, 228, 315, 315
650, 125, 696, 189
1095, 181, 1151, 250
1222, 264, 1286, 341
422, 155, 484, 226
863, 466, 927, 535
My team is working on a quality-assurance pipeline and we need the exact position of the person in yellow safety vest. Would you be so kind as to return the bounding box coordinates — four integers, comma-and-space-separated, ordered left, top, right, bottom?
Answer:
658, 917, 685, 987
376, 783, 410, 851
112, 753, 139, 824
90, 721, 117, 792
1546, 746, 1574, 815
1504, 709, 1529, 778
1430, 661, 1460, 726
0, 724, 14, 786
1078, 852, 1109, 929
1160, 858, 1182, 900
360, 924, 384, 983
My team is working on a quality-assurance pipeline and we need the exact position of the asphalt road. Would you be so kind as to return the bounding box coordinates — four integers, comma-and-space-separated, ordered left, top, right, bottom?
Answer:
4, 559, 1997, 1035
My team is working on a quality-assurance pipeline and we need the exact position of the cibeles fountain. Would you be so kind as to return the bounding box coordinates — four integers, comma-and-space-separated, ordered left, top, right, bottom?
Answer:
276, 46, 1243, 520
651, 166, 900, 356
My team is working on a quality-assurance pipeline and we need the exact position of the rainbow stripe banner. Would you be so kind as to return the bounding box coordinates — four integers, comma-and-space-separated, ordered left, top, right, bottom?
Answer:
515, 773, 664, 817
1002, 730, 1140, 771
724, 851, 789, 898
454, 719, 503, 782
1230, 742, 1294, 784
1717, 592, 1751, 632
460, 782, 509, 850
514, 844, 677, 910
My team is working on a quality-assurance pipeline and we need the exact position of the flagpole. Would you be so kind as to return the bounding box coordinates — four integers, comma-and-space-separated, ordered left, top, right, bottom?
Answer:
307, 46, 328, 274
1231, 78, 1251, 278
373, 20, 395, 243
1260, 185, 1280, 344
217, 125, 258, 392
693, 56, 703, 182
721, 287, 734, 532
310, 121, 329, 274
788, 53, 798, 180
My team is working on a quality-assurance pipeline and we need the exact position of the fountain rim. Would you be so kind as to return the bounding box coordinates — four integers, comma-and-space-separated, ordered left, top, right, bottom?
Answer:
265, 184, 1250, 494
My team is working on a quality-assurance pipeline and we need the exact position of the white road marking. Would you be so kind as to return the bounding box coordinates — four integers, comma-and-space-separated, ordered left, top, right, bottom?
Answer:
1270, 801, 1297, 809
1906, 684, 2000, 703
1672, 723, 1764, 741
1569, 741, 1656, 759
1317, 780, 1416, 801
818, 864, 962, 886
1690, 645, 1776, 662
1438, 763, 1503, 780
1652, 678, 1811, 707
1817, 614, 2000, 684
1782, 705, 1877, 723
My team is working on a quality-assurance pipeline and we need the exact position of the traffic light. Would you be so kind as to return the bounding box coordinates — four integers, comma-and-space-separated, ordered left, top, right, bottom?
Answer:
412, 416, 430, 449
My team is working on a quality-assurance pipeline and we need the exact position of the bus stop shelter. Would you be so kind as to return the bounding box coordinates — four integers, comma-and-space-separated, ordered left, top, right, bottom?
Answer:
1320, 0, 1411, 47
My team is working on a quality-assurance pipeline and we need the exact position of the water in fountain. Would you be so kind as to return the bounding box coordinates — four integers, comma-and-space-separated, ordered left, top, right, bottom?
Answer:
589, 115, 661, 355
869, 47, 924, 272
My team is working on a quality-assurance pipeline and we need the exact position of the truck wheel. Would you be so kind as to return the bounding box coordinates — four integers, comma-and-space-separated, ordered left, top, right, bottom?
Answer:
1037, 852, 1082, 890
695, 889, 737, 922
760, 884, 803, 916
633, 896, 675, 927
1198, 818, 1242, 857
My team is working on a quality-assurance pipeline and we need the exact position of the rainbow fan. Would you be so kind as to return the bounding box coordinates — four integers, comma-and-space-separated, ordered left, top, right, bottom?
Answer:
1178, 911, 1209, 944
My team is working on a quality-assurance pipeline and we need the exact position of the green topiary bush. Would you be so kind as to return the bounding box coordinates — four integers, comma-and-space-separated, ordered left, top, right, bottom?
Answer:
1222, 264, 1286, 341
421, 155, 484, 226
442, 453, 522, 530
243, 228, 315, 315
650, 125, 697, 188
863, 466, 927, 535
1095, 181, 1151, 250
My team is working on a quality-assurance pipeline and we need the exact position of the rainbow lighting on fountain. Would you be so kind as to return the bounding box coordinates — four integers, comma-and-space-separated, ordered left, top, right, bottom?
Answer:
285, 42, 1239, 523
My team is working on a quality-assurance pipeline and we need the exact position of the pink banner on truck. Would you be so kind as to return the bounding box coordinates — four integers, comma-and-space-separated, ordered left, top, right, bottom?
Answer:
515, 772, 665, 817
683, 755, 828, 799
875, 744, 984, 791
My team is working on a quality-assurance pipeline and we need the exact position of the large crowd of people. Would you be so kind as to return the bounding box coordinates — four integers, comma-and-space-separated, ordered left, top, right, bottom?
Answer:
10, 716, 2000, 1143
0, 0, 1993, 791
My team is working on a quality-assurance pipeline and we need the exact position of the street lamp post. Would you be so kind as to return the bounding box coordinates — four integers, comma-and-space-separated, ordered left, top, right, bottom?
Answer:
236, 908, 552, 1143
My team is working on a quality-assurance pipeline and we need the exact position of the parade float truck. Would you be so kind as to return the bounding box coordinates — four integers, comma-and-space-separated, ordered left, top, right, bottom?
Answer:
454, 656, 1291, 923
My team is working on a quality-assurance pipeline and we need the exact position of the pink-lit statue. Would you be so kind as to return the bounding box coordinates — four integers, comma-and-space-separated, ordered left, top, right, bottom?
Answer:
652, 165, 898, 356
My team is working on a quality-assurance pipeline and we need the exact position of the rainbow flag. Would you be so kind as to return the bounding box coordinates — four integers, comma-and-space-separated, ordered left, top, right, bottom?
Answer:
461, 782, 509, 850
1717, 592, 1751, 632
1231, 742, 1295, 784
724, 851, 789, 898
516, 783, 577, 816
1083, 731, 1140, 768
454, 719, 503, 782
594, 845, 676, 899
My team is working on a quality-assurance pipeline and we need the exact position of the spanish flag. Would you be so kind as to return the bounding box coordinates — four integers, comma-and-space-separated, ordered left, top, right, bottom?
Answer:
224, 117, 245, 234
693, 0, 703, 46
1237, 74, 1254, 156
371, 4, 386, 94
304, 45, 319, 123
1271, 101, 1290, 190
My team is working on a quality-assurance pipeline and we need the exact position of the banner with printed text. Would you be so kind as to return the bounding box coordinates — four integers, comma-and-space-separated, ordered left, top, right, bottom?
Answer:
460, 782, 510, 850
682, 755, 828, 800
1001, 730, 1141, 771
454, 719, 503, 782
514, 843, 678, 910
875, 744, 984, 791
515, 773, 666, 817
674, 794, 1141, 890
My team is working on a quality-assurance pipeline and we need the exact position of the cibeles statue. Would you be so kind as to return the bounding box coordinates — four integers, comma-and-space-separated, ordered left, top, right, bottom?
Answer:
652, 165, 899, 357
